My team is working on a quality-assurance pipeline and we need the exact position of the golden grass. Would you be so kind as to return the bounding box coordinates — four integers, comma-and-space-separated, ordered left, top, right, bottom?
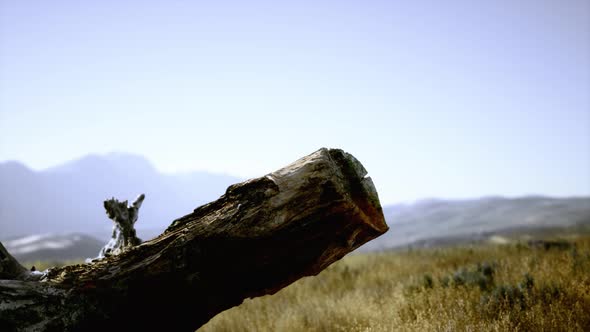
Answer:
199, 234, 590, 331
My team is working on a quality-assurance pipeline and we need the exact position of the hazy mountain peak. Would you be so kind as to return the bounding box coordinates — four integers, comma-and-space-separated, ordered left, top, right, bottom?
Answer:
0, 153, 242, 239
103, 152, 155, 167
0, 160, 33, 173
44, 152, 157, 176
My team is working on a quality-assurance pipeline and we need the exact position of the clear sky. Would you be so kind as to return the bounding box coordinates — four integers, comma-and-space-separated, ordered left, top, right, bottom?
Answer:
1, 0, 589, 204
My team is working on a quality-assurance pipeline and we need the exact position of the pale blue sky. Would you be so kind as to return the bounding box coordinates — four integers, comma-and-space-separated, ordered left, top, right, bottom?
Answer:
1, 0, 589, 204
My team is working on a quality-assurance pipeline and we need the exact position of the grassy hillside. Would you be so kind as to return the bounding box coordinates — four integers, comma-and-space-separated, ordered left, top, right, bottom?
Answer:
199, 234, 590, 331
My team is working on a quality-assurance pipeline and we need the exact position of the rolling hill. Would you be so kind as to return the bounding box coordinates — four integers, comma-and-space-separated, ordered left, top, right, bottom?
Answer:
363, 196, 590, 250
2, 233, 103, 263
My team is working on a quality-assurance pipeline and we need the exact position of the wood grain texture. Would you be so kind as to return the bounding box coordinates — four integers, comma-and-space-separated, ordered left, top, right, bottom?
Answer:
0, 148, 388, 332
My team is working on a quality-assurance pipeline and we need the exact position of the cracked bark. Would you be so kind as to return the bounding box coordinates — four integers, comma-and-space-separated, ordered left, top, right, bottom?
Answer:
0, 148, 388, 332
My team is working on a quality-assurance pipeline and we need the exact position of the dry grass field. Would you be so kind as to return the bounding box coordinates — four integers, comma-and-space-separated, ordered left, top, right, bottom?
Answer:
22, 232, 590, 331
199, 233, 590, 332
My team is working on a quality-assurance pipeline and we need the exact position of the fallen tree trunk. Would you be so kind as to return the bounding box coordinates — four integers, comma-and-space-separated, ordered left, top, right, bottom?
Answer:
0, 148, 388, 332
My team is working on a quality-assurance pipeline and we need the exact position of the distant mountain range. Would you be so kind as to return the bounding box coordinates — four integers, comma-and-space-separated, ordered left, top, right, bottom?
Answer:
1, 154, 589, 261
362, 196, 590, 250
5, 196, 589, 262
0, 153, 241, 241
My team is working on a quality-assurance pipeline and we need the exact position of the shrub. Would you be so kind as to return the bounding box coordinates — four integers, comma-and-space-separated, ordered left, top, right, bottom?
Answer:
480, 273, 534, 316
528, 239, 573, 251
448, 261, 495, 291
421, 274, 434, 289
439, 275, 450, 288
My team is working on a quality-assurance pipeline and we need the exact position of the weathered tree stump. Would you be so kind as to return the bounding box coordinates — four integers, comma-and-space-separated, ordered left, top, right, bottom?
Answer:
98, 193, 145, 258
0, 148, 388, 332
